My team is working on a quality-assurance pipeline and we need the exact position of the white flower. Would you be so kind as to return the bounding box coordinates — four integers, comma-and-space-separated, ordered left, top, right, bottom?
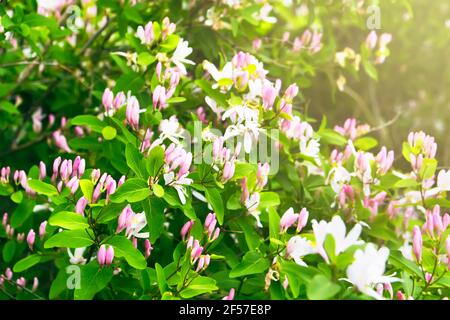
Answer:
253, 4, 277, 24
299, 137, 320, 159
158, 115, 185, 144
171, 38, 195, 75
224, 122, 260, 154
344, 244, 400, 300
205, 96, 225, 117
245, 192, 262, 227
203, 61, 233, 90
312, 215, 363, 263
222, 105, 259, 124
164, 171, 193, 205
327, 165, 351, 193
286, 236, 316, 266
125, 211, 149, 239
399, 241, 414, 261
37, 0, 65, 11
437, 170, 450, 191
68, 248, 87, 265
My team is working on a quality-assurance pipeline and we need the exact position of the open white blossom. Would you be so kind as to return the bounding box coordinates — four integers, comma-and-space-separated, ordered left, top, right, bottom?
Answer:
164, 171, 193, 205
312, 215, 363, 263
344, 244, 400, 300
286, 236, 316, 266
68, 248, 87, 265
171, 38, 195, 75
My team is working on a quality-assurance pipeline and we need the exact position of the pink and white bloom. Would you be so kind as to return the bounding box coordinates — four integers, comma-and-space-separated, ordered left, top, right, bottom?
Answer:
286, 236, 316, 266
171, 39, 194, 75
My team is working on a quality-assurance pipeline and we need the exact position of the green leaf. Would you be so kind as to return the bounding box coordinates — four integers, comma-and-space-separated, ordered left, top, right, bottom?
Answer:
194, 79, 228, 107
102, 126, 117, 140
28, 179, 58, 196
167, 97, 186, 104
110, 178, 150, 203
259, 192, 280, 208
145, 146, 165, 177
152, 184, 165, 198
318, 129, 347, 146
142, 197, 165, 243
74, 262, 113, 300
179, 276, 218, 298
137, 52, 156, 67
354, 137, 378, 151
307, 275, 341, 300
45, 229, 95, 248
126, 143, 147, 179
10, 190, 23, 204
389, 251, 422, 278
70, 115, 105, 133
419, 158, 437, 180
11, 199, 35, 228
104, 236, 147, 269
155, 263, 167, 294
229, 251, 270, 278
13, 254, 42, 273
205, 188, 224, 224
79, 179, 94, 203
2, 240, 16, 263
323, 234, 337, 264
49, 211, 90, 230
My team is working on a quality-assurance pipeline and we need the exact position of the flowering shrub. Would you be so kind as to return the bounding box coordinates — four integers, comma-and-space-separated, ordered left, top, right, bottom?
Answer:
0, 0, 449, 300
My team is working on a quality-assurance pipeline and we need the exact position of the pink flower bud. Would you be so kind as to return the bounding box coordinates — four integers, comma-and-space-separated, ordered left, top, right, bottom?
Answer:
39, 221, 47, 240
113, 91, 126, 110
39, 161, 46, 180
384, 282, 393, 300
32, 277, 39, 292
280, 208, 299, 233
91, 169, 101, 184
145, 239, 153, 259
92, 182, 103, 203
425, 272, 433, 283
397, 291, 406, 300
75, 196, 88, 215
102, 88, 114, 113
98, 245, 107, 266
27, 229, 36, 250
118, 175, 126, 187
181, 220, 194, 240
106, 179, 117, 203
2, 212, 8, 227
296, 208, 309, 232
5, 268, 13, 280
366, 30, 378, 49
223, 288, 235, 300
16, 277, 26, 290
105, 246, 114, 265
222, 161, 235, 182
132, 237, 138, 249
126, 95, 140, 130
412, 226, 422, 263
152, 85, 167, 110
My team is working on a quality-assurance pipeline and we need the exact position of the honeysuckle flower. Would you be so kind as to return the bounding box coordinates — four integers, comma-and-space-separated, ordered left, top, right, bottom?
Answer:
164, 171, 192, 205
136, 21, 154, 45
102, 88, 114, 115
280, 207, 308, 233
205, 96, 225, 119
223, 288, 235, 300
256, 163, 270, 190
39, 221, 47, 240
68, 248, 87, 265
145, 239, 153, 259
399, 240, 414, 261
253, 3, 277, 24
203, 61, 233, 91
407, 131, 437, 159
181, 220, 194, 240
126, 95, 140, 130
152, 85, 168, 110
412, 226, 422, 262
437, 170, 450, 191
299, 137, 321, 159
125, 212, 149, 239
327, 165, 351, 194
245, 192, 262, 227
171, 38, 194, 75
312, 215, 363, 263
98, 245, 114, 266
344, 244, 400, 300
286, 236, 316, 266
52, 130, 72, 153
27, 229, 35, 250
158, 115, 185, 144
32, 107, 45, 133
